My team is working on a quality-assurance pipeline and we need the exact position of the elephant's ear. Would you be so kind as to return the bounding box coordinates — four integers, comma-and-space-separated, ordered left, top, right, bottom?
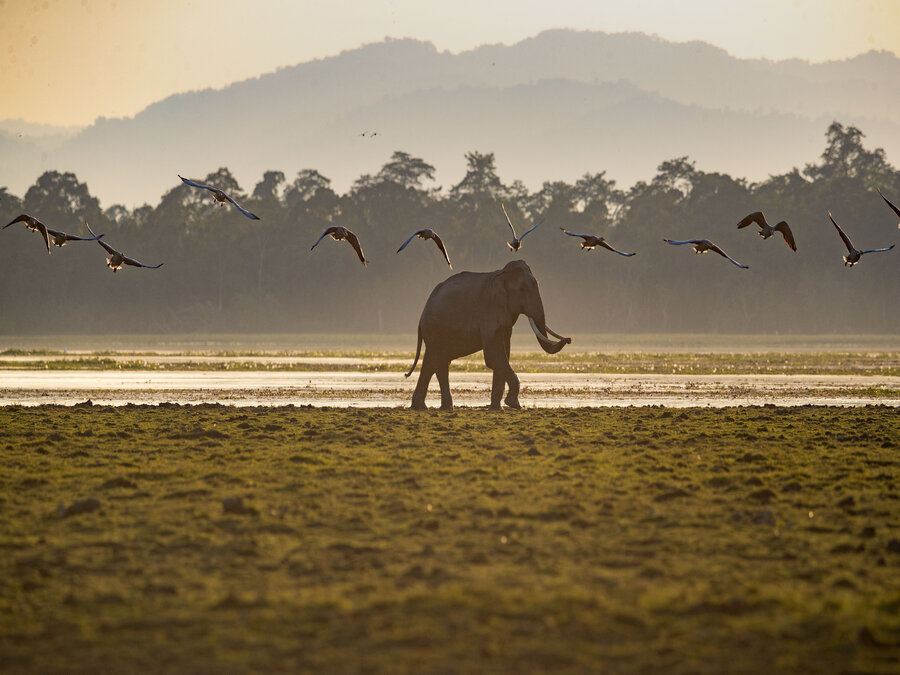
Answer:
490, 270, 509, 316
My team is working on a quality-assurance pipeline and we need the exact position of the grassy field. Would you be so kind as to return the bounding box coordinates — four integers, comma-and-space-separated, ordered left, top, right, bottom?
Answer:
1, 332, 898, 354
1, 405, 898, 674
2, 349, 899, 376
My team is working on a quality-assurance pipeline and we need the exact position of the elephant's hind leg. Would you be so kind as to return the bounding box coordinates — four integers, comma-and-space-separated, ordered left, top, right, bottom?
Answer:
435, 362, 453, 410
411, 354, 436, 410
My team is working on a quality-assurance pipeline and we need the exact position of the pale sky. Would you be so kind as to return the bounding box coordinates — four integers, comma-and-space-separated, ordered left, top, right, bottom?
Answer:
2, 0, 900, 127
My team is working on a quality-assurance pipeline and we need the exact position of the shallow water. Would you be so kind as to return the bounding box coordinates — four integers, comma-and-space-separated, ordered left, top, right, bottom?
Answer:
1, 370, 896, 407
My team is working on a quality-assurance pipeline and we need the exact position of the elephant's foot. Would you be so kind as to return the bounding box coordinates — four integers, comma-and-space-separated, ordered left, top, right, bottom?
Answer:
504, 395, 522, 409
410, 399, 427, 411
439, 402, 454, 411
488, 402, 503, 411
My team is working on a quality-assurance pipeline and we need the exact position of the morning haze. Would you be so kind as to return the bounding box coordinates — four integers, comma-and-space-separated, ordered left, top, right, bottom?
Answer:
1, 23, 898, 337
5, 29, 900, 205
2, 6, 900, 672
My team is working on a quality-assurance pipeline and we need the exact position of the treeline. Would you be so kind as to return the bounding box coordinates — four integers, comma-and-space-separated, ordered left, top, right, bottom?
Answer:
0, 122, 897, 336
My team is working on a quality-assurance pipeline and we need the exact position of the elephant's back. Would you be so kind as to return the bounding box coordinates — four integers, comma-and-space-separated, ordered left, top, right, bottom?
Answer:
424, 270, 491, 307
419, 270, 491, 333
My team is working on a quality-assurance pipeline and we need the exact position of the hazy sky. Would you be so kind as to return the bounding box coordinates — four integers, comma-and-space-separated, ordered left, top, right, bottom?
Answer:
2, 0, 899, 126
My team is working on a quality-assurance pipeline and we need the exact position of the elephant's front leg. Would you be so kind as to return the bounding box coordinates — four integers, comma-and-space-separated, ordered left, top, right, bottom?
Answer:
501, 333, 521, 409
484, 342, 509, 410
504, 369, 521, 409
489, 369, 506, 410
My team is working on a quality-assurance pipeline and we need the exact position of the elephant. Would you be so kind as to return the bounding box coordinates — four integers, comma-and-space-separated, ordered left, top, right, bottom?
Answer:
405, 260, 571, 410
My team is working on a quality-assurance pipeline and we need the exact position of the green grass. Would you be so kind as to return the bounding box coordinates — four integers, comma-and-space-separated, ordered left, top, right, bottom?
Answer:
1, 405, 898, 673
1, 333, 898, 354
1, 350, 898, 375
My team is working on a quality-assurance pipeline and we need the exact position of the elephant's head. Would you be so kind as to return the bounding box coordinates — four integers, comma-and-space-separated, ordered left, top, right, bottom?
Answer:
491, 260, 571, 354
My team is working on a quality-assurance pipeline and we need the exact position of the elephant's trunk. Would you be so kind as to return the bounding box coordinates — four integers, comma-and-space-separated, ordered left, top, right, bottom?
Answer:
528, 316, 571, 354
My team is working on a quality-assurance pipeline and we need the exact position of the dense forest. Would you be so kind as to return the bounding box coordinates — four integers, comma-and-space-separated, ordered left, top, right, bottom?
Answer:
0, 122, 897, 336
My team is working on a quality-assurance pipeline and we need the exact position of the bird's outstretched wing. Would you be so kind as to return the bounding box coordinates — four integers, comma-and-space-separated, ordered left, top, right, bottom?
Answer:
46, 227, 103, 243
877, 188, 900, 220
344, 230, 368, 266
560, 228, 593, 239
123, 256, 163, 269
223, 193, 260, 220
3, 214, 38, 229
500, 203, 517, 238
663, 238, 701, 246
38, 223, 51, 253
96, 237, 122, 257
431, 232, 452, 268
773, 221, 797, 251
706, 242, 749, 269
85, 222, 103, 241
396, 230, 422, 253
178, 175, 217, 193
828, 213, 855, 253
311, 226, 339, 250
859, 244, 895, 255
598, 240, 636, 257
519, 219, 543, 240
737, 212, 767, 229
35, 222, 50, 254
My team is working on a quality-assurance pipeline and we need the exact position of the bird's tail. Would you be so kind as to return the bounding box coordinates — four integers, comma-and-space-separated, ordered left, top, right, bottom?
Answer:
404, 325, 423, 378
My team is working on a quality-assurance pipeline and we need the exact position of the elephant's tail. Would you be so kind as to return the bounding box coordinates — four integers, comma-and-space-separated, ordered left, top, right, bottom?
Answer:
404, 326, 423, 378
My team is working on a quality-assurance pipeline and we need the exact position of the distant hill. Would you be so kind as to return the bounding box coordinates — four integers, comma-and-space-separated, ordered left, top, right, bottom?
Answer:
3, 30, 900, 206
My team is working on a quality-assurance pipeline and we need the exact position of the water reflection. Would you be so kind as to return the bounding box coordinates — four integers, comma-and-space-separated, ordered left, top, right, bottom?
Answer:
0, 370, 896, 407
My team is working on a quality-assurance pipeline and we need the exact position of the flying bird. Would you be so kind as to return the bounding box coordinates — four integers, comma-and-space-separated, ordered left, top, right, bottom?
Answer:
178, 175, 260, 220
501, 203, 541, 251
3, 214, 102, 254
876, 188, 900, 229
560, 228, 635, 256
663, 238, 749, 269
3, 214, 52, 253
87, 223, 163, 273
737, 211, 797, 251
311, 226, 368, 266
828, 212, 894, 266
397, 228, 452, 268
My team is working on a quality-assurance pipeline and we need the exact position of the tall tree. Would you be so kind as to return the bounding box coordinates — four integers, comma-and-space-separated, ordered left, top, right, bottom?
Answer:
287, 169, 333, 207
574, 171, 625, 226
252, 170, 286, 207
450, 151, 506, 199
376, 151, 436, 190
805, 122, 892, 183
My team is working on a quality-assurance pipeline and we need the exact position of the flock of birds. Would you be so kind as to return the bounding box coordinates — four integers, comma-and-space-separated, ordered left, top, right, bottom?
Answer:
2, 175, 897, 272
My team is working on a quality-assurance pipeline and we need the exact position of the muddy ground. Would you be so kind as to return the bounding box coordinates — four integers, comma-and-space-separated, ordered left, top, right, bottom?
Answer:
1, 405, 898, 673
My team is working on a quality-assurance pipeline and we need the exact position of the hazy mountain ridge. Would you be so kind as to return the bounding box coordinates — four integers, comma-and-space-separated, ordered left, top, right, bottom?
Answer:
3, 29, 900, 206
